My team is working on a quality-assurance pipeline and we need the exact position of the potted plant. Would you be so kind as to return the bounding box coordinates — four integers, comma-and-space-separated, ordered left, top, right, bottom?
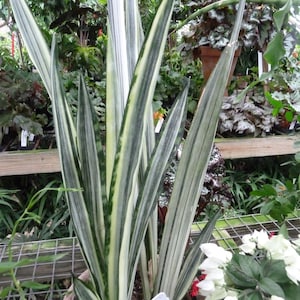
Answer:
175, 1, 296, 82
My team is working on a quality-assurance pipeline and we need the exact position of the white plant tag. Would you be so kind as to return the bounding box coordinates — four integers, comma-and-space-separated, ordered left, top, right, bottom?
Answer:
155, 118, 164, 133
29, 133, 35, 141
21, 130, 29, 147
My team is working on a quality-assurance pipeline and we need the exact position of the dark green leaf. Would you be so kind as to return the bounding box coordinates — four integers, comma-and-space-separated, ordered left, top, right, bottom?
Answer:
285, 110, 294, 122
258, 277, 285, 298
233, 253, 261, 280
282, 282, 300, 300
262, 259, 289, 283
273, 0, 292, 31
239, 290, 263, 300
73, 278, 101, 300
264, 33, 285, 68
21, 281, 50, 290
260, 201, 275, 215
251, 184, 277, 197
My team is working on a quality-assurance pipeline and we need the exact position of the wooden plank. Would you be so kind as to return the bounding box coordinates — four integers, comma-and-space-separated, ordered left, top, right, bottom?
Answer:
215, 135, 300, 159
0, 149, 60, 176
0, 135, 299, 176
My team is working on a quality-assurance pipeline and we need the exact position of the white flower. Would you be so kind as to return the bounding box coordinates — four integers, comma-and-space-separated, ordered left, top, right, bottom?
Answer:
252, 230, 269, 249
240, 230, 269, 254
239, 233, 256, 254
197, 231, 300, 299
263, 234, 300, 285
224, 290, 239, 300
204, 268, 226, 286
201, 243, 232, 264
285, 264, 300, 285
197, 279, 215, 296
200, 257, 223, 270
205, 287, 228, 300
264, 234, 292, 260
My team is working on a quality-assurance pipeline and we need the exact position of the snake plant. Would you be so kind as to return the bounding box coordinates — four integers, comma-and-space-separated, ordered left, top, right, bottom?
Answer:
10, 0, 246, 299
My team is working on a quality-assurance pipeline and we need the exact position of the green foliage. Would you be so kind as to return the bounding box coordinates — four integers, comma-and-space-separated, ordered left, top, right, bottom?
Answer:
223, 156, 299, 216
0, 176, 72, 240
226, 252, 289, 299
155, 49, 203, 114
0, 65, 49, 139
0, 183, 68, 299
250, 179, 300, 223
265, 52, 300, 124
175, 1, 278, 51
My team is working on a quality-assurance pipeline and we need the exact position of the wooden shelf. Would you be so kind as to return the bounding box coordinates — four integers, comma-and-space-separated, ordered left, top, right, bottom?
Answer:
0, 135, 299, 176
0, 149, 60, 176
215, 135, 300, 159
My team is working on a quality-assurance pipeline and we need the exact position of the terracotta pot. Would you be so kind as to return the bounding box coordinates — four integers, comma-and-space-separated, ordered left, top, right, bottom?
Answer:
194, 46, 241, 83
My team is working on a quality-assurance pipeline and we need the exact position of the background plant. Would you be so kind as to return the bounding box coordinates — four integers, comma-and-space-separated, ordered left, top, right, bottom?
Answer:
265, 50, 300, 126
0, 176, 72, 241
250, 178, 300, 223
223, 155, 297, 216
0, 183, 67, 299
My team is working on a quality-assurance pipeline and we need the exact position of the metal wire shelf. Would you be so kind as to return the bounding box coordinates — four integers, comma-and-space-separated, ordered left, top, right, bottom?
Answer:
0, 212, 299, 299
0, 237, 86, 299
192, 211, 300, 252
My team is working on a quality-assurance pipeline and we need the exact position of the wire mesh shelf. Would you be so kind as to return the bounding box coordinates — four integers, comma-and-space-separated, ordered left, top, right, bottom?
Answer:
0, 237, 86, 299
0, 212, 299, 299
192, 211, 300, 252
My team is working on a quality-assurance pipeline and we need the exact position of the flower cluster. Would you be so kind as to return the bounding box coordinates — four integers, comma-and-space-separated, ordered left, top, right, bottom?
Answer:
191, 230, 300, 300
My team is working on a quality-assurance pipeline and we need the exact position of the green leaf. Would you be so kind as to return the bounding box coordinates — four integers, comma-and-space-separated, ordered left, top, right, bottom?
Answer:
154, 1, 247, 297
77, 74, 106, 258
0, 286, 12, 298
128, 79, 189, 290
260, 201, 275, 215
10, 0, 51, 96
264, 33, 285, 68
285, 110, 294, 122
174, 211, 221, 299
226, 255, 258, 288
251, 184, 277, 197
258, 277, 285, 298
237, 254, 261, 280
273, 0, 292, 31
239, 290, 263, 300
279, 223, 289, 238
107, 0, 176, 298
50, 37, 106, 298
264, 91, 284, 116
0, 200, 12, 208
21, 281, 50, 290
73, 278, 101, 300
295, 152, 300, 162
282, 282, 300, 300
262, 259, 289, 283
229, 253, 261, 281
